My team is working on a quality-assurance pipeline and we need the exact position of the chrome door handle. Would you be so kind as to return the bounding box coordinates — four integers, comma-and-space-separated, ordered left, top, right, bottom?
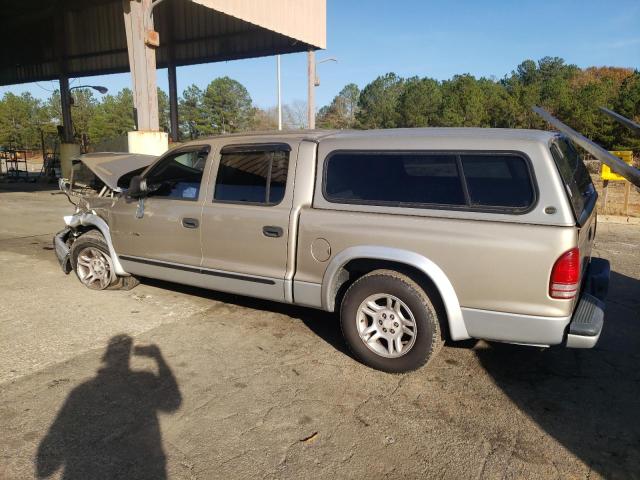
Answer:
182, 217, 199, 229
262, 226, 283, 238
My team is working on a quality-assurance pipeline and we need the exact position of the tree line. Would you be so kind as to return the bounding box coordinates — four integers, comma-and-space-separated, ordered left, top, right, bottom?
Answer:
0, 57, 638, 152
0, 77, 304, 150
319, 57, 639, 152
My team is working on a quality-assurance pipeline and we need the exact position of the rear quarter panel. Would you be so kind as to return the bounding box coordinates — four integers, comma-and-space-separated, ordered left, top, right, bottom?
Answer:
295, 208, 578, 317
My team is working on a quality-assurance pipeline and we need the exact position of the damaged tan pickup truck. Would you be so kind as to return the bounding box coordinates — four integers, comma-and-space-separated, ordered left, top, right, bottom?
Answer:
55, 115, 615, 372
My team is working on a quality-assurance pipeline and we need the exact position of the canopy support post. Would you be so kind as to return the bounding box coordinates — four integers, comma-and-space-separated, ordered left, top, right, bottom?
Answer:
168, 63, 179, 143
123, 0, 167, 155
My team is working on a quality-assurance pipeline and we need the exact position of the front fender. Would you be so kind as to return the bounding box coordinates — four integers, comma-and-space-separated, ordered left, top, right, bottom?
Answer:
64, 212, 129, 277
321, 246, 469, 341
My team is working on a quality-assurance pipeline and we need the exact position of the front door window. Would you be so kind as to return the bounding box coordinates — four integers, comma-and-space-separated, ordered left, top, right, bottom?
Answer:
145, 148, 209, 201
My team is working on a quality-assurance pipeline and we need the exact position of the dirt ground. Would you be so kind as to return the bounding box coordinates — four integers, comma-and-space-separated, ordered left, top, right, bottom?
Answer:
0, 184, 639, 480
593, 178, 640, 217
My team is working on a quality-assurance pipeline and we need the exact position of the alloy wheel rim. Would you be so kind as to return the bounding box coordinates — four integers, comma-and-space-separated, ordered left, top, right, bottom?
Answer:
76, 247, 113, 290
356, 293, 417, 358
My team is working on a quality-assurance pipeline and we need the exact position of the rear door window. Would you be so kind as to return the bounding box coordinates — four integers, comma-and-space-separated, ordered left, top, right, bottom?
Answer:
323, 151, 535, 211
550, 138, 596, 220
214, 146, 289, 205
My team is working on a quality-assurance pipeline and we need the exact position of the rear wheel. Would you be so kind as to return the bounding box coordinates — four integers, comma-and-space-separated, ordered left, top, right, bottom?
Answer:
340, 270, 443, 373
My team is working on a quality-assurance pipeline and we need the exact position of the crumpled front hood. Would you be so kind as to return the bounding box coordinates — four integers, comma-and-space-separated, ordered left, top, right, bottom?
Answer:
76, 152, 158, 190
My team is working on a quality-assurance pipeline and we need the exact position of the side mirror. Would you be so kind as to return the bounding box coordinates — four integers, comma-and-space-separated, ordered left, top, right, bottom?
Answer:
128, 175, 148, 198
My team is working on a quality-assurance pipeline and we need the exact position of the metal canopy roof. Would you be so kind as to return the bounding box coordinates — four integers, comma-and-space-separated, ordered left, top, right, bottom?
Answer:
0, 0, 326, 86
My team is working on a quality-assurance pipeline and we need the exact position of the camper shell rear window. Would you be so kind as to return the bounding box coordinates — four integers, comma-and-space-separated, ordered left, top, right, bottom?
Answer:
550, 137, 596, 225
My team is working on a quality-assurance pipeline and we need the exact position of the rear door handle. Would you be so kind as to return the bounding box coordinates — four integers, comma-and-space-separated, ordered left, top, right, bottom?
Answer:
262, 226, 283, 238
182, 217, 199, 229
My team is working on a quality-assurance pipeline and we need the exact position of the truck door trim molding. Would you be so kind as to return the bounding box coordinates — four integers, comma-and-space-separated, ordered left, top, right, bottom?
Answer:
119, 254, 277, 285
64, 212, 129, 277
321, 245, 470, 340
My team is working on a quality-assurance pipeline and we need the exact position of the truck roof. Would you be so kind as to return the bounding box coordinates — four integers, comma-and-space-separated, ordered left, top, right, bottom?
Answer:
196, 127, 558, 145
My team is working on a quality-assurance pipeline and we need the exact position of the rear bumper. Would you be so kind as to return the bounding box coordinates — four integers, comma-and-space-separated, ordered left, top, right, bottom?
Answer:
461, 257, 610, 348
565, 257, 610, 348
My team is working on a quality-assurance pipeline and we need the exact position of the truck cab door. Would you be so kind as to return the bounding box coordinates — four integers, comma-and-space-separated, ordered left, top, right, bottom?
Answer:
199, 141, 297, 302
110, 145, 211, 272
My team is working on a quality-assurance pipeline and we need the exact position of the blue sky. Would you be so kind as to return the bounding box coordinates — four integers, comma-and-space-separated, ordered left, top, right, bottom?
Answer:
2, 0, 639, 109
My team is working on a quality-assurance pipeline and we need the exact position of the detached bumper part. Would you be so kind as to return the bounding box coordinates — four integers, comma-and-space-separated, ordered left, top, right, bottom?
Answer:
54, 228, 73, 274
566, 257, 610, 349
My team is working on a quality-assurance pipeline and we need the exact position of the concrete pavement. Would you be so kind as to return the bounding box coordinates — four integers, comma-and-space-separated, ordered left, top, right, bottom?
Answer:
1, 184, 639, 479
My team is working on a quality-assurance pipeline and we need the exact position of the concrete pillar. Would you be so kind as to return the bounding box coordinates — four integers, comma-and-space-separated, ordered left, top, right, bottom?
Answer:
123, 0, 159, 131
60, 143, 81, 180
123, 0, 166, 155
128, 131, 168, 156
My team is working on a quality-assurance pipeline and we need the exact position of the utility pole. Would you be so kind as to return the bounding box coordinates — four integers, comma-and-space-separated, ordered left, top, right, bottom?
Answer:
277, 55, 282, 130
306, 53, 336, 130
307, 50, 315, 130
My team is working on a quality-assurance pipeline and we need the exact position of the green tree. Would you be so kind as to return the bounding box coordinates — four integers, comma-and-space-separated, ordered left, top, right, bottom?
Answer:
478, 78, 519, 128
356, 73, 404, 129
503, 57, 579, 129
157, 88, 170, 135
317, 83, 360, 129
0, 92, 49, 149
439, 74, 488, 127
179, 84, 208, 139
398, 77, 442, 127
613, 71, 640, 151
47, 89, 98, 141
88, 89, 135, 144
202, 77, 253, 134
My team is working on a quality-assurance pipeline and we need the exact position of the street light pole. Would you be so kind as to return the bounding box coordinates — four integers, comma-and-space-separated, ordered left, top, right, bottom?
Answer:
307, 50, 315, 130
58, 83, 107, 179
69, 85, 109, 94
277, 55, 282, 131
60, 84, 109, 142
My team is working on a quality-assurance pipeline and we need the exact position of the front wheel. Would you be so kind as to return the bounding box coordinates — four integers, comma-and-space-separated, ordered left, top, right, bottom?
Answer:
70, 230, 139, 291
71, 230, 115, 290
340, 270, 443, 373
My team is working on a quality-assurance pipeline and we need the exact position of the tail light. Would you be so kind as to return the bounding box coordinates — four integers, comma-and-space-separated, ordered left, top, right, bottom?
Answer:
549, 247, 580, 299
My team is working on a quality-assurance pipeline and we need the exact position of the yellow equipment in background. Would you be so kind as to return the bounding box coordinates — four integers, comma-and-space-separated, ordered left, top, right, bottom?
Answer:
602, 151, 633, 181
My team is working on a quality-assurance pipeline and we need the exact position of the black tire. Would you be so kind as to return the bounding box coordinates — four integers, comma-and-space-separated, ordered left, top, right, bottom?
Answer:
110, 274, 141, 291
70, 230, 138, 291
340, 269, 443, 373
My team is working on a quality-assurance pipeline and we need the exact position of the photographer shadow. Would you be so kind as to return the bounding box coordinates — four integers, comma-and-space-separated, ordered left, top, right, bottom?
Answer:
35, 335, 182, 480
